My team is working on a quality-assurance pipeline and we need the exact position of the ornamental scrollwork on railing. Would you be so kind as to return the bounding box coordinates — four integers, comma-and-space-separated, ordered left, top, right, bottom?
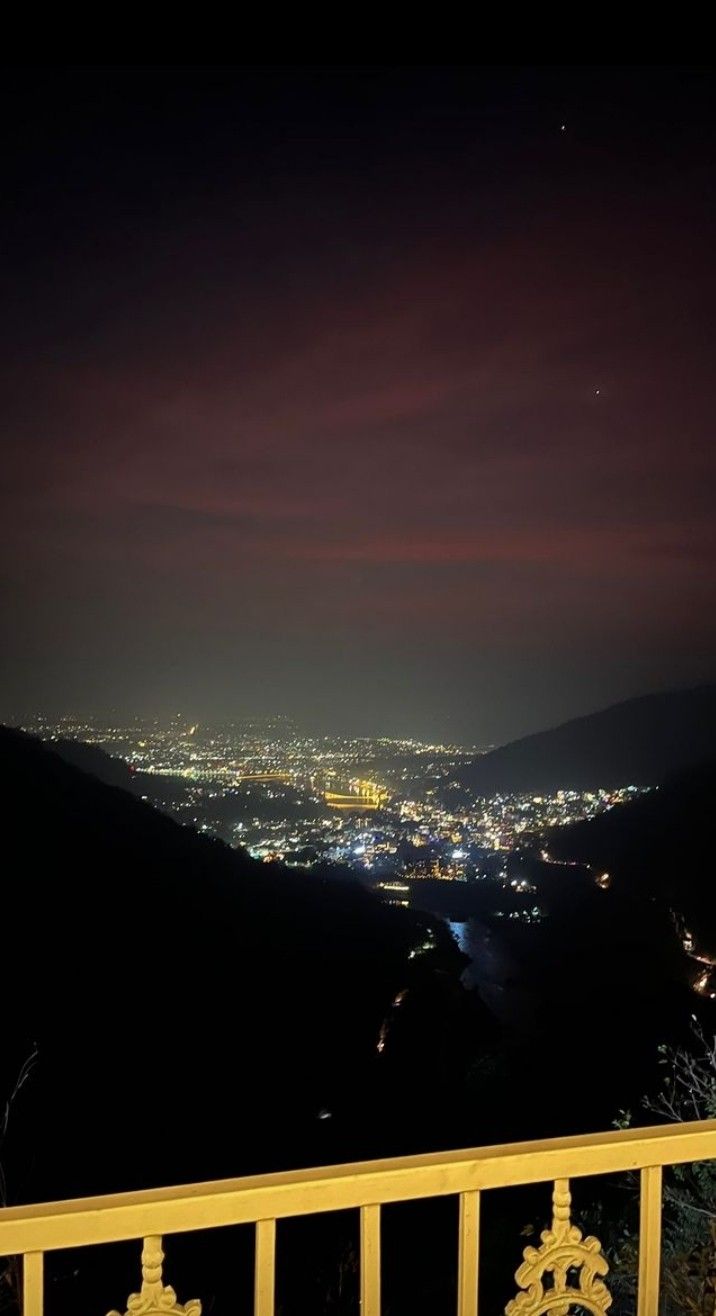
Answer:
505, 1178, 612, 1316
107, 1235, 201, 1316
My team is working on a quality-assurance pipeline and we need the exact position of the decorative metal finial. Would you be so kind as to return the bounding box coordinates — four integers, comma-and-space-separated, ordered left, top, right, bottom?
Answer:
107, 1236, 201, 1316
505, 1178, 612, 1315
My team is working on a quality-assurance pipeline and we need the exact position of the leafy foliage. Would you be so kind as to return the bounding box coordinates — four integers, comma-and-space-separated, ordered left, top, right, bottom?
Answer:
614, 1024, 716, 1315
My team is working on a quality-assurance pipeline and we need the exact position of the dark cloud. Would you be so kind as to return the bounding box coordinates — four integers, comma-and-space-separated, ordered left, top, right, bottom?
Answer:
1, 67, 715, 740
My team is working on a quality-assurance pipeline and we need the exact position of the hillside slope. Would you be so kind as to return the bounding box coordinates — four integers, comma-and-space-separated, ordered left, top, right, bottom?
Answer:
458, 685, 716, 795
42, 735, 191, 807
548, 760, 716, 956
0, 727, 464, 1202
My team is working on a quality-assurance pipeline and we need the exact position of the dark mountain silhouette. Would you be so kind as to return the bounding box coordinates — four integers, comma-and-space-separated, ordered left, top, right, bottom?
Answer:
0, 727, 484, 1210
457, 685, 716, 795
44, 736, 190, 807
547, 759, 716, 957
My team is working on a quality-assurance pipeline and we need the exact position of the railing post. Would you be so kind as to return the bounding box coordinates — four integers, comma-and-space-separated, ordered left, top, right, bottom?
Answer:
457, 1190, 480, 1316
254, 1219, 276, 1316
22, 1252, 43, 1316
637, 1165, 662, 1316
107, 1236, 201, 1316
360, 1203, 381, 1316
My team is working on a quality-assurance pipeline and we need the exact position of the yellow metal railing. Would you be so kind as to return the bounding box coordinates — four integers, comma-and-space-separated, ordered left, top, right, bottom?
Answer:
2, 1120, 715, 1316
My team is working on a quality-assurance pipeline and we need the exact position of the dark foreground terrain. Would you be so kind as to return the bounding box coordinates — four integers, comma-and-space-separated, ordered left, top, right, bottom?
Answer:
1, 726, 713, 1315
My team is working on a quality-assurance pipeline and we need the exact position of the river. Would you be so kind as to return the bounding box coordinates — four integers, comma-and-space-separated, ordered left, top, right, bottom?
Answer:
446, 917, 539, 1031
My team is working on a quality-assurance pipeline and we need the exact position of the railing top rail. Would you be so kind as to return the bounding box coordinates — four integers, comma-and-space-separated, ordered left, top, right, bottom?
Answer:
2, 1120, 715, 1255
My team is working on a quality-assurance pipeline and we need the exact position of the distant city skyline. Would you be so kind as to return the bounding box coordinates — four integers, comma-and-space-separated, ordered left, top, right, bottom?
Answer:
2, 67, 715, 743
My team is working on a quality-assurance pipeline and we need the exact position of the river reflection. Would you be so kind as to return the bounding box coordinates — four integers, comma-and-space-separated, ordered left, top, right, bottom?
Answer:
446, 917, 536, 1029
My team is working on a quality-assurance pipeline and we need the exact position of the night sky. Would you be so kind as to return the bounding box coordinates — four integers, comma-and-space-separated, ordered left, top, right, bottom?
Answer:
1, 66, 715, 743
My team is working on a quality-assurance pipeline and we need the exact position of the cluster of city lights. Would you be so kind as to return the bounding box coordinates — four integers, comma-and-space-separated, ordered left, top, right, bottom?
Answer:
21, 713, 712, 991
